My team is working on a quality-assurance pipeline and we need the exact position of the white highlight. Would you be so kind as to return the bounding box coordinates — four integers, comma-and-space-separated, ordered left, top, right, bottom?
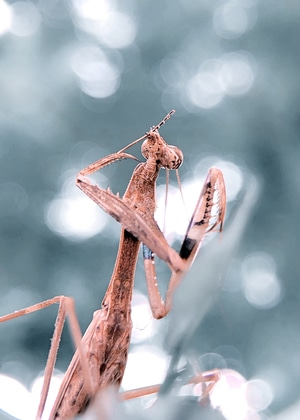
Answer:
187, 61, 224, 109
209, 370, 272, 419
0, 0, 11, 35
45, 171, 108, 241
186, 52, 255, 109
242, 252, 283, 309
246, 378, 273, 412
213, 1, 257, 39
0, 374, 33, 420
130, 291, 158, 343
10, 1, 41, 37
95, 12, 136, 49
71, 0, 136, 49
71, 46, 121, 98
219, 52, 255, 96
210, 369, 248, 420
0, 371, 63, 419
72, 0, 112, 20
122, 345, 169, 391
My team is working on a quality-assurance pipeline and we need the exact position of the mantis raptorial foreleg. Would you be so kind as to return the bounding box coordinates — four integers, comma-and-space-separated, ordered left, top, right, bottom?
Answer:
142, 167, 225, 318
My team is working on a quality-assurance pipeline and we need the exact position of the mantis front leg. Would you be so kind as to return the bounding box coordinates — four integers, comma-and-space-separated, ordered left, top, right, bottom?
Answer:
143, 167, 225, 319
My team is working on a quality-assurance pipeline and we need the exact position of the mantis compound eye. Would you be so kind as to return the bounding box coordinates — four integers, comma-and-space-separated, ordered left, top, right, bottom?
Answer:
162, 145, 183, 170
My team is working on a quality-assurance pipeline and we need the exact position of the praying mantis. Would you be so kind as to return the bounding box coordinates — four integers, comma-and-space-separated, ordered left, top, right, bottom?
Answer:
0, 110, 226, 419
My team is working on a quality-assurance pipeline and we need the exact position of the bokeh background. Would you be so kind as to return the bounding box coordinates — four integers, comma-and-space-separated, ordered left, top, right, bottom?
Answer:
0, 1, 299, 419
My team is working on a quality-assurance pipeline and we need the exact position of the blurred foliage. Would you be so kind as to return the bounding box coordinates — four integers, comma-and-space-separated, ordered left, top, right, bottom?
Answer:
0, 0, 300, 419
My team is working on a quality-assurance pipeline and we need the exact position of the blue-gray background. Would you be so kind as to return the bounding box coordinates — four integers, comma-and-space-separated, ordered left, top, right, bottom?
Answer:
0, 1, 299, 419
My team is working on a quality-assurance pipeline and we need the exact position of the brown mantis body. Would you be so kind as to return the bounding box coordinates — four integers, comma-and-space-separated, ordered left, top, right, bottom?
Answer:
0, 111, 226, 419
